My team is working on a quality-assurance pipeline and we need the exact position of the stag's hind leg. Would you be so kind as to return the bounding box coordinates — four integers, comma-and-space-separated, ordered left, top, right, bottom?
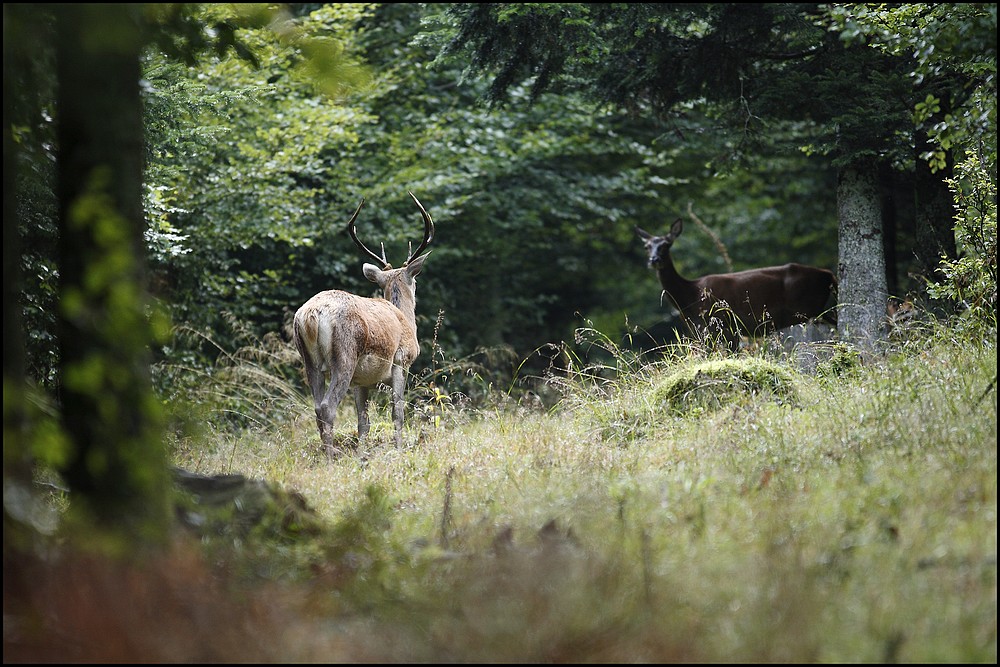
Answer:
353, 386, 370, 440
390, 360, 407, 446
299, 355, 333, 448
317, 363, 353, 456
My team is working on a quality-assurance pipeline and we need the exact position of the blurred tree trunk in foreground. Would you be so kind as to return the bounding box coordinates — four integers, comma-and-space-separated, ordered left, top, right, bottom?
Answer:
54, 3, 170, 539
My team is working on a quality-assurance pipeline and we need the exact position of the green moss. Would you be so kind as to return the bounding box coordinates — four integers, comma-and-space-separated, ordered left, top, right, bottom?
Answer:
650, 357, 800, 416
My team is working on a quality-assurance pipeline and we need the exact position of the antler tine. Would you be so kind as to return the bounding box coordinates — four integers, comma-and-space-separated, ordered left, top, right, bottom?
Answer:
345, 197, 390, 268
404, 191, 435, 265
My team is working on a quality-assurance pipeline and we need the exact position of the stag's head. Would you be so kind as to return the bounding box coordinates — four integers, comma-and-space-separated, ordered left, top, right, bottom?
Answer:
636, 218, 683, 270
347, 191, 435, 304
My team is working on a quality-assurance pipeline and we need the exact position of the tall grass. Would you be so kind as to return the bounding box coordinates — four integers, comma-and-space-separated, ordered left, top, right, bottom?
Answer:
13, 315, 997, 662
145, 311, 998, 663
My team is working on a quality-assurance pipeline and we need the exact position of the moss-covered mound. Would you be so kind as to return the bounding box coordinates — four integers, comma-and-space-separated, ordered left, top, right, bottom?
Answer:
650, 357, 799, 416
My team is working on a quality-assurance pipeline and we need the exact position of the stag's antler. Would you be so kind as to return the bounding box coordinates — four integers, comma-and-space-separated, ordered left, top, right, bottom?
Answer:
346, 194, 435, 269
346, 197, 390, 268
404, 191, 435, 266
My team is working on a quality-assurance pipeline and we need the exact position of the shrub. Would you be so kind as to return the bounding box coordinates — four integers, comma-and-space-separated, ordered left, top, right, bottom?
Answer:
927, 153, 997, 335
650, 357, 799, 416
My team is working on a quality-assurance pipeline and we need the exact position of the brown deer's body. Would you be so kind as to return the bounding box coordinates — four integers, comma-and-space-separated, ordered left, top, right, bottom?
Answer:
294, 193, 434, 452
637, 219, 837, 350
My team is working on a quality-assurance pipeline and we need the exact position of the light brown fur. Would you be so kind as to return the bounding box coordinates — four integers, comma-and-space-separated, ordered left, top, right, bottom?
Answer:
293, 258, 426, 452
293, 193, 434, 453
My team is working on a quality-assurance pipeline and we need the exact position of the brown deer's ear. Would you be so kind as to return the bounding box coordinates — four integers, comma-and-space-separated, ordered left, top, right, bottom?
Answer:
670, 218, 684, 237
636, 226, 652, 241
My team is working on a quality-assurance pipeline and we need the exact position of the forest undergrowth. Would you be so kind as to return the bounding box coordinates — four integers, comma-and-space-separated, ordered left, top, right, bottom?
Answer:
6, 314, 997, 663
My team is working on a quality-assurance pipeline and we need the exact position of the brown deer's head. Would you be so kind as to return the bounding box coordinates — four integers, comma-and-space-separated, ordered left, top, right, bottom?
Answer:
636, 218, 684, 270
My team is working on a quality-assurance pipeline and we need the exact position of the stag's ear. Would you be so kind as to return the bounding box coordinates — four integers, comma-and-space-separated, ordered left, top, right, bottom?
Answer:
405, 252, 429, 278
670, 218, 683, 237
363, 263, 384, 285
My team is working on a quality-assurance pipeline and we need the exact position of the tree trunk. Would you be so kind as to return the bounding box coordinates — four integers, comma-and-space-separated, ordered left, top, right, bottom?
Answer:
54, 4, 170, 539
914, 128, 957, 283
879, 162, 899, 298
837, 158, 888, 351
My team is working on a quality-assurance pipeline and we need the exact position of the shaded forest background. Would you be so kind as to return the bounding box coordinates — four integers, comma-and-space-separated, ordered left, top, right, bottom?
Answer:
13, 3, 992, 389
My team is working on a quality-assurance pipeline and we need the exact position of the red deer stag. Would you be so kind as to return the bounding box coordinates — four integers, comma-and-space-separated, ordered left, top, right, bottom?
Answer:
294, 192, 434, 453
637, 218, 837, 351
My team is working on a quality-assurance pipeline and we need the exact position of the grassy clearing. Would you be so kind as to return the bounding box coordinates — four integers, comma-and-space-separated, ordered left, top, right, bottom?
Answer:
154, 321, 999, 663
7, 321, 995, 662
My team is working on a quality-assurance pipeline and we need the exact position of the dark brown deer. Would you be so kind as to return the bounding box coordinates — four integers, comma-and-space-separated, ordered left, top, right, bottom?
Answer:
293, 192, 434, 453
637, 218, 837, 350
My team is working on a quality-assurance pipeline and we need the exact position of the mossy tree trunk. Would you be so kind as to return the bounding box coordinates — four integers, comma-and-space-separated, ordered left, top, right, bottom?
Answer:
54, 4, 170, 540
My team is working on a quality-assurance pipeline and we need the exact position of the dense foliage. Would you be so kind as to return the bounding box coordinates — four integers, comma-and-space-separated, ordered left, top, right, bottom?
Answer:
17, 2, 909, 399
15, 2, 990, 397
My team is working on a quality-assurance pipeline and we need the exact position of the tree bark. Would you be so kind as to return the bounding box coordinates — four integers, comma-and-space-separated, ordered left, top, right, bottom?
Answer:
837, 158, 888, 351
914, 128, 957, 283
54, 4, 170, 538
879, 162, 900, 297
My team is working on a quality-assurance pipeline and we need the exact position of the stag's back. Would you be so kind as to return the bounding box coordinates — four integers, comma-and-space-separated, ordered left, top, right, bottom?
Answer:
293, 290, 418, 386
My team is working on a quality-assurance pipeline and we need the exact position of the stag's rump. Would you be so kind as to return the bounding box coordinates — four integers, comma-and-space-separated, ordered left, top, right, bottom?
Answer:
292, 290, 418, 386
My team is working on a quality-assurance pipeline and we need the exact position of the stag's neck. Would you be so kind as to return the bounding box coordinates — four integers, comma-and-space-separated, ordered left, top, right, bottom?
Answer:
654, 254, 700, 310
385, 283, 418, 331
